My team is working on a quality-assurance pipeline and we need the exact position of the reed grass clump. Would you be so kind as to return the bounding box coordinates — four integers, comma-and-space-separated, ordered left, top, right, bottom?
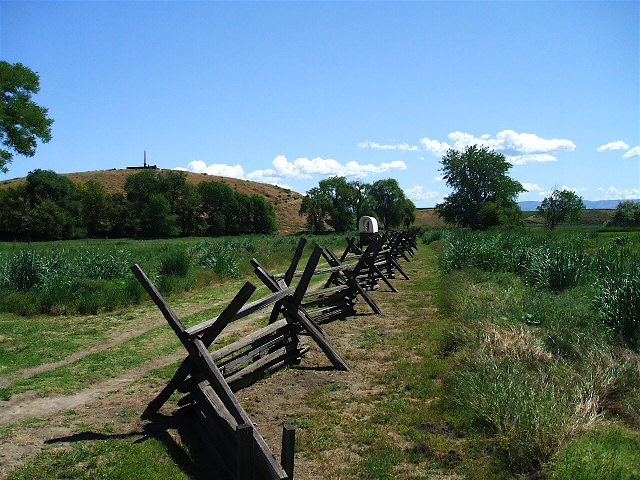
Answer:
190, 240, 241, 278
593, 270, 640, 350
0, 248, 141, 314
421, 228, 445, 245
158, 249, 191, 278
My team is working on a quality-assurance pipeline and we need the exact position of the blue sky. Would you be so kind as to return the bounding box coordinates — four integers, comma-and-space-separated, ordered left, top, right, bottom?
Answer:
1, 1, 638, 206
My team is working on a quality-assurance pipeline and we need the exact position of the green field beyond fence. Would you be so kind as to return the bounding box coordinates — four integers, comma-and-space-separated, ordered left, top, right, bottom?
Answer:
0, 234, 347, 316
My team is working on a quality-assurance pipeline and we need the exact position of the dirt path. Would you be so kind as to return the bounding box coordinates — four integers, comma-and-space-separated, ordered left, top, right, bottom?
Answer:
0, 281, 263, 389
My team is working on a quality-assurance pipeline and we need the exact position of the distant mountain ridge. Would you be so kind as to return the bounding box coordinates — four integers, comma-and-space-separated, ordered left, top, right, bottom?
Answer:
518, 199, 639, 211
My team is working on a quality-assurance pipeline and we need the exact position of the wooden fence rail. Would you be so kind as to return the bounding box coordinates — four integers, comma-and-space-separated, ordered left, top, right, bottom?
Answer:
132, 229, 419, 479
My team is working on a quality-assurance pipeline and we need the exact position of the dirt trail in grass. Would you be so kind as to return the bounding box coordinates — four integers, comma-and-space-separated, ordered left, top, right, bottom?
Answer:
0, 318, 169, 389
0, 350, 186, 426
0, 253, 445, 479
0, 299, 283, 478
0, 296, 271, 426
0, 281, 263, 389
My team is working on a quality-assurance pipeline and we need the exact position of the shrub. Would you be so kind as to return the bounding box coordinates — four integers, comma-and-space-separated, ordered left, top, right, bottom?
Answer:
421, 229, 444, 245
7, 250, 46, 291
155, 273, 196, 296
525, 247, 589, 293
158, 249, 191, 277
77, 250, 131, 280
593, 271, 640, 350
191, 240, 240, 278
606, 200, 640, 228
445, 357, 575, 471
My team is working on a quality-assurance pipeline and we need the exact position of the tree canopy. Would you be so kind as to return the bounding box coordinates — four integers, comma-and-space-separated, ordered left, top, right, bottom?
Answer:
536, 189, 585, 229
0, 169, 277, 240
299, 177, 412, 232
606, 200, 640, 228
0, 62, 54, 173
370, 178, 407, 229
435, 145, 524, 229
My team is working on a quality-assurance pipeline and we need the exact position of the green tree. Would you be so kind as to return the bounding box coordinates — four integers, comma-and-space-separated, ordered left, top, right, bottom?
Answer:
24, 169, 81, 238
401, 198, 416, 229
0, 62, 54, 173
299, 187, 331, 233
606, 200, 640, 227
349, 180, 374, 221
25, 169, 76, 207
109, 193, 136, 237
77, 180, 114, 237
476, 201, 523, 230
369, 178, 407, 229
26, 199, 68, 240
124, 169, 162, 207
140, 193, 179, 237
159, 170, 189, 212
250, 194, 277, 234
0, 185, 29, 239
435, 145, 524, 229
174, 183, 205, 236
319, 176, 356, 232
537, 189, 585, 229
198, 181, 236, 235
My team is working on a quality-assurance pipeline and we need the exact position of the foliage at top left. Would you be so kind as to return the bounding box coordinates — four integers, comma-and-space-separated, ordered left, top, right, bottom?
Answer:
0, 61, 53, 173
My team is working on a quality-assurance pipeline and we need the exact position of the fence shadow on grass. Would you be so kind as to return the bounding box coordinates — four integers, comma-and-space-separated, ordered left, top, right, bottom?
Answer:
44, 406, 233, 480
140, 407, 234, 480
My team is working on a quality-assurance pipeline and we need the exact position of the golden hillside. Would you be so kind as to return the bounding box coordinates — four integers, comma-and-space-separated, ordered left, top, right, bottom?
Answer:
0, 169, 306, 234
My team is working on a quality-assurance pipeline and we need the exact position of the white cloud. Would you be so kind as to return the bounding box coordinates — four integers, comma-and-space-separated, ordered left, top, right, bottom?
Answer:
419, 137, 452, 157
596, 187, 640, 200
623, 146, 640, 158
256, 155, 406, 180
506, 153, 557, 165
537, 184, 586, 197
448, 129, 575, 154
177, 154, 407, 189
175, 160, 245, 179
420, 129, 575, 164
560, 184, 586, 193
358, 141, 418, 152
522, 182, 543, 192
433, 175, 445, 182
597, 140, 630, 152
404, 185, 440, 202
246, 168, 281, 184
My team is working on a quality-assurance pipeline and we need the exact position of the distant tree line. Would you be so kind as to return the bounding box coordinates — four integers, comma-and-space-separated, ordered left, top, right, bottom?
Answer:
298, 177, 415, 233
0, 169, 277, 240
606, 200, 640, 228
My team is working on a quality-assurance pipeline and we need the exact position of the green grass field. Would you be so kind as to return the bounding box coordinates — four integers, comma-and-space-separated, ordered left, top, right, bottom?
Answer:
1, 229, 639, 479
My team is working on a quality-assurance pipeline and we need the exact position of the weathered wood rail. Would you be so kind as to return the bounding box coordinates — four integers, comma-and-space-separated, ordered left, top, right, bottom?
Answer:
132, 229, 418, 479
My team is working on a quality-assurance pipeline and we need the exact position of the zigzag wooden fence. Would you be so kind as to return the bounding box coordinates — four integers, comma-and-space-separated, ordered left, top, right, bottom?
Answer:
132, 229, 418, 480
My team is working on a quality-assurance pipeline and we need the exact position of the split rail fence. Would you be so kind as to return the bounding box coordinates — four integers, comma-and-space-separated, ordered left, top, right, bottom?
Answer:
131, 229, 418, 480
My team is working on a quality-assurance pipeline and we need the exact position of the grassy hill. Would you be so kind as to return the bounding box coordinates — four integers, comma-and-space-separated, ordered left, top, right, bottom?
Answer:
0, 168, 306, 233
414, 208, 449, 227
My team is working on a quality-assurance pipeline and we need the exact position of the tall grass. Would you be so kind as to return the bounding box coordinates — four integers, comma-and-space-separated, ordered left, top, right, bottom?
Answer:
440, 230, 640, 345
593, 269, 640, 350
0, 249, 141, 314
0, 234, 347, 314
435, 232, 640, 474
